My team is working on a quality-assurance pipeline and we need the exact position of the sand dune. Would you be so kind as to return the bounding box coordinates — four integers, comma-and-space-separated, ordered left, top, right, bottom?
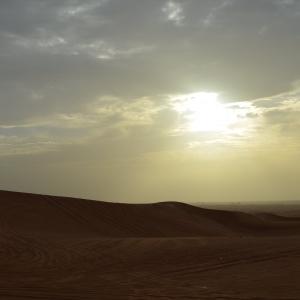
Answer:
1, 190, 300, 299
1, 190, 300, 239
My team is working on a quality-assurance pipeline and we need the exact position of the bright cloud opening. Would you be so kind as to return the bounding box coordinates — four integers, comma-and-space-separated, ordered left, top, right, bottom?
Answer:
172, 92, 238, 132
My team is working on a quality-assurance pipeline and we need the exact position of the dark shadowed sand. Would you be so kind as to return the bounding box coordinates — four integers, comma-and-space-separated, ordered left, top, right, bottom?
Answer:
1, 190, 300, 299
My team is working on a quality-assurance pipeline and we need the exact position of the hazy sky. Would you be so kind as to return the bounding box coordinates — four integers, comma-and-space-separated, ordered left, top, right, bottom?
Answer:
1, 0, 300, 203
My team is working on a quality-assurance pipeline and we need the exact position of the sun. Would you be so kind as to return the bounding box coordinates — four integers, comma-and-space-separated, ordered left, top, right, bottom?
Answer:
172, 92, 236, 132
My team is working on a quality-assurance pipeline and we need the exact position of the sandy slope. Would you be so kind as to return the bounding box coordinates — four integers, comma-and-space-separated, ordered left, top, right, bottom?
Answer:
0, 190, 300, 299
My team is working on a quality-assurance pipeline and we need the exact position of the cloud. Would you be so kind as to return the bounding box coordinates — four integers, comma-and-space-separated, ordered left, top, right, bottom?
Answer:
1, 0, 300, 125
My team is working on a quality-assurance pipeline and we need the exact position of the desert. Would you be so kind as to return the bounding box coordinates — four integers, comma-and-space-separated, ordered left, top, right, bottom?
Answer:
3, 1, 300, 299
1, 189, 300, 299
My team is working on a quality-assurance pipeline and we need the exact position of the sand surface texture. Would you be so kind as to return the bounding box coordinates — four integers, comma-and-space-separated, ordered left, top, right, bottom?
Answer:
1, 190, 300, 299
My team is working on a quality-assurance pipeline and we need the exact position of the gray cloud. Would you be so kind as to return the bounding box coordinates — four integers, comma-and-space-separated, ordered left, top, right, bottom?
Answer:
2, 0, 300, 131
2, 0, 300, 123
263, 108, 300, 124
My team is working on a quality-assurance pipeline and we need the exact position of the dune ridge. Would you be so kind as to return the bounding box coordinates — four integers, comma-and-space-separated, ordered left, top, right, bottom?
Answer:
1, 190, 300, 240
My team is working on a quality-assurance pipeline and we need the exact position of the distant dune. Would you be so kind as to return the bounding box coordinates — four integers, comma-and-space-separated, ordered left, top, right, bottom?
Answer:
1, 190, 300, 299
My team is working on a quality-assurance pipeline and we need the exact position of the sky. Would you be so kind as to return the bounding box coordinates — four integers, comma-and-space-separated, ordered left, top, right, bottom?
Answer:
1, 0, 300, 203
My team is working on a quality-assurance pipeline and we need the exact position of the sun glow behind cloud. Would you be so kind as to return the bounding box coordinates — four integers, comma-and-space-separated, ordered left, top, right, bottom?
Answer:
171, 92, 245, 133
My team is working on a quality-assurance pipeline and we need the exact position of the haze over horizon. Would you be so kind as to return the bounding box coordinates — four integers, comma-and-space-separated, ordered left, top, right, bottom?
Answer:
1, 0, 300, 203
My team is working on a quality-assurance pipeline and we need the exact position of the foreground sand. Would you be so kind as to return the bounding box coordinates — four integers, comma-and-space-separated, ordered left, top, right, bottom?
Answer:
1, 190, 300, 299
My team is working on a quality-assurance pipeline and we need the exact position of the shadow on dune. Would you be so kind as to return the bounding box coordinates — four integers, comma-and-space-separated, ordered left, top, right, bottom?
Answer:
0, 190, 300, 239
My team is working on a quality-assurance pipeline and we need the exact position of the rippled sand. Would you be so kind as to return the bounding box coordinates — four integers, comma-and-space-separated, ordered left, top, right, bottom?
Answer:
1, 190, 300, 299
